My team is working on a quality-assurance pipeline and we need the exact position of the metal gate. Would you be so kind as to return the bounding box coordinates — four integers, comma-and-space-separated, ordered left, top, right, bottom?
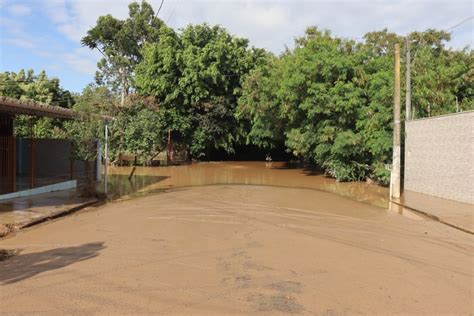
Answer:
0, 136, 16, 194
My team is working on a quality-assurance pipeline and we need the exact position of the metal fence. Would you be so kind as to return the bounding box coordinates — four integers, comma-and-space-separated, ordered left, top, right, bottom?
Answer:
0, 137, 98, 195
0, 136, 15, 194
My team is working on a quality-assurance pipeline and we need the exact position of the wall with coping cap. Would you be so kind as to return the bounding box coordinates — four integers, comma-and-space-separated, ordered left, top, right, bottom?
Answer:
404, 111, 474, 204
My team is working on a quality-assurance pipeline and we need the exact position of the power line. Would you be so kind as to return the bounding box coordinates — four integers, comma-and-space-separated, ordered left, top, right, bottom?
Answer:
165, 0, 179, 24
445, 15, 473, 33
155, 0, 165, 18
409, 15, 473, 66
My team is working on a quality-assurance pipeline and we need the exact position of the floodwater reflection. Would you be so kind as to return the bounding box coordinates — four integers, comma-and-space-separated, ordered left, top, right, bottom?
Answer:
102, 162, 389, 208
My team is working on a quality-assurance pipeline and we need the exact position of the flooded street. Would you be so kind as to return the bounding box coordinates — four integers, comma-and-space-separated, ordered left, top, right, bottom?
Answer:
0, 184, 472, 314
105, 161, 389, 209
1, 161, 472, 314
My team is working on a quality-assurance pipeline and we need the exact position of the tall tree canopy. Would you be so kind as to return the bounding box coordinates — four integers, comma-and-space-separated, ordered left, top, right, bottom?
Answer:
237, 27, 473, 184
3, 0, 472, 184
81, 0, 165, 105
135, 23, 267, 157
0, 69, 73, 107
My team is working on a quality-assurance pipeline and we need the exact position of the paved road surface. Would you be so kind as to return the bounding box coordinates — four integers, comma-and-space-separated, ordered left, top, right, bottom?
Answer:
0, 185, 472, 315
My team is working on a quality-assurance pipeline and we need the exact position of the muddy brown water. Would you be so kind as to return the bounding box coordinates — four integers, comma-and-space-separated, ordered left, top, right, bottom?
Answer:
1, 184, 472, 314
103, 161, 389, 208
2, 162, 472, 314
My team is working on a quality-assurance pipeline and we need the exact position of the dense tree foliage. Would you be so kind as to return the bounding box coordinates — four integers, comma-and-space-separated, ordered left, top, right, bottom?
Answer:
0, 69, 74, 137
1, 0, 472, 184
0, 69, 74, 106
238, 27, 473, 184
62, 86, 167, 163
81, 0, 165, 105
135, 24, 266, 157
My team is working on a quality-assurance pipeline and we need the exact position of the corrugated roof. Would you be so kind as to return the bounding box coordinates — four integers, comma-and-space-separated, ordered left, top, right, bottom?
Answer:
0, 96, 78, 119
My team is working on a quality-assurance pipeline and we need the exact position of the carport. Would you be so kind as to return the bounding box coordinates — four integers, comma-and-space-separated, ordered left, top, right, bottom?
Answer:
0, 96, 96, 198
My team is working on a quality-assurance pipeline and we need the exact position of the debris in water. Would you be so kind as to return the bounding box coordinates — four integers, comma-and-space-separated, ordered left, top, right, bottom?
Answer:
0, 249, 20, 261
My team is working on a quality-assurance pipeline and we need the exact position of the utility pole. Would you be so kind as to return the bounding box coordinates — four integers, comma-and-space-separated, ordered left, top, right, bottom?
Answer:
104, 119, 109, 195
405, 37, 411, 120
391, 43, 401, 199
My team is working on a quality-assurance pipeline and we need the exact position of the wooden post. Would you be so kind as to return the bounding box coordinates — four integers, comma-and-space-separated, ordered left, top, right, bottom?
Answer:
167, 129, 171, 165
391, 43, 401, 199
405, 37, 411, 120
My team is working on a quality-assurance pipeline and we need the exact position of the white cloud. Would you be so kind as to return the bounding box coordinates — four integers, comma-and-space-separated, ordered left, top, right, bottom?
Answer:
6, 38, 35, 49
43, 0, 71, 24
42, 0, 132, 42
0, 16, 40, 49
152, 0, 474, 52
35, 50, 53, 58
33, 0, 471, 89
7, 4, 32, 16
41, 0, 472, 53
60, 47, 100, 76
2, 0, 471, 92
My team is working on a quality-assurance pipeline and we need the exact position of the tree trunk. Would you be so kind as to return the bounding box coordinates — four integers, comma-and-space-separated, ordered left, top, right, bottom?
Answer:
120, 67, 126, 107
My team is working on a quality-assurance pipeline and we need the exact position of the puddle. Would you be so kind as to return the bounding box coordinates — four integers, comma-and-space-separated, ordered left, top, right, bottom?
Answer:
98, 174, 169, 201
99, 161, 389, 208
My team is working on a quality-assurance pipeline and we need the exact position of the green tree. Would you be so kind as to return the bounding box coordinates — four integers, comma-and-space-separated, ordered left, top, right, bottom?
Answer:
0, 69, 74, 138
135, 24, 265, 158
239, 27, 372, 181
82, 0, 165, 105
238, 27, 473, 184
60, 85, 116, 160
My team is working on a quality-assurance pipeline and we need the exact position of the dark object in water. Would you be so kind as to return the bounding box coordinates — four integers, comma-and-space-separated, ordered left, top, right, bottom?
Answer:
129, 167, 137, 180
0, 249, 20, 261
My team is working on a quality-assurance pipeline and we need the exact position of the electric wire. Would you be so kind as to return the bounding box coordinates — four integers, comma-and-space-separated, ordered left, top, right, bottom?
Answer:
155, 0, 165, 17
445, 16, 473, 33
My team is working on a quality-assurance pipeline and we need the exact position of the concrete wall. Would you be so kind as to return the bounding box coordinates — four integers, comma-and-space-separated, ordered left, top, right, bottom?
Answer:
0, 180, 77, 201
404, 111, 474, 204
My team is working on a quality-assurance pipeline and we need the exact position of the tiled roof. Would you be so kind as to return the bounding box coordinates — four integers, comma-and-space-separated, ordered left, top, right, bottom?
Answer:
0, 96, 78, 119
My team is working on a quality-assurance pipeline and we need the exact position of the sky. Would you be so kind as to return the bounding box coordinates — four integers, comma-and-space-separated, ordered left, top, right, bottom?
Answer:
0, 0, 472, 93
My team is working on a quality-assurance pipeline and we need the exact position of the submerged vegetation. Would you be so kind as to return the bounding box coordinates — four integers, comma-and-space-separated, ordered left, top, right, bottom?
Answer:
1, 0, 472, 185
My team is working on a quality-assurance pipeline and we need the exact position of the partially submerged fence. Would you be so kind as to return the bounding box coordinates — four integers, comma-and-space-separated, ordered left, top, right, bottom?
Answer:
0, 136, 15, 194
0, 137, 98, 195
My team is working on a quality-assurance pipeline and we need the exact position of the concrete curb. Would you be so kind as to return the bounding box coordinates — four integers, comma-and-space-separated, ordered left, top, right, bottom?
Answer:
0, 198, 103, 239
0, 180, 77, 201
390, 200, 473, 235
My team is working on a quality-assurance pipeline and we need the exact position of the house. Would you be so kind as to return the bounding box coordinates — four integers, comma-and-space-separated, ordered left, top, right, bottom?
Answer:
0, 96, 99, 199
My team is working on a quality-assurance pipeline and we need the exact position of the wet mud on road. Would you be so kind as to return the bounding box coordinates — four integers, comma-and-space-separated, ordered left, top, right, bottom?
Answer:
0, 184, 472, 314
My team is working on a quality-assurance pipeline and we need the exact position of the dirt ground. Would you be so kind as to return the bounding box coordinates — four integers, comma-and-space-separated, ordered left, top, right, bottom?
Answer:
0, 185, 472, 315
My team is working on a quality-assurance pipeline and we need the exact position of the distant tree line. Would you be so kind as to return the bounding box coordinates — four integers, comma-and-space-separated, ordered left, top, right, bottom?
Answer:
1, 0, 472, 184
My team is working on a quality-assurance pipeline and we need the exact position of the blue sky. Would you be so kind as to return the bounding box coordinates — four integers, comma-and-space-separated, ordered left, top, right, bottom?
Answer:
0, 0, 472, 93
